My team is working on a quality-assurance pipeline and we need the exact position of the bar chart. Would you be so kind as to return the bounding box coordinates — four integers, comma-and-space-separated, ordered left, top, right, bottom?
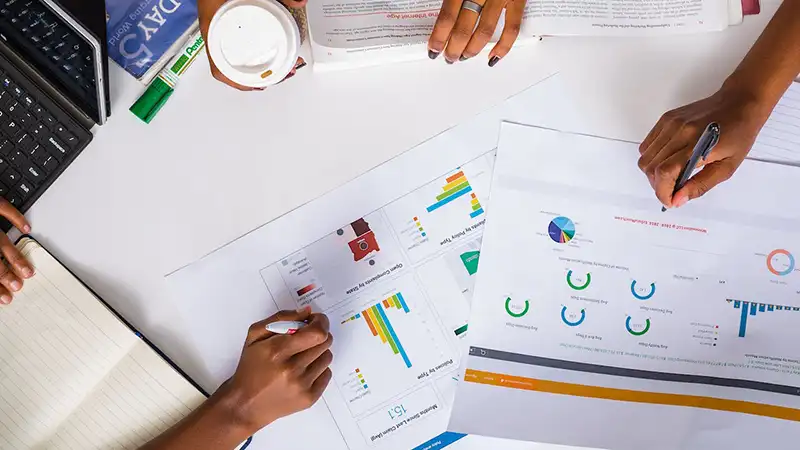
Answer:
727, 299, 800, 338
342, 293, 413, 368
426, 170, 484, 219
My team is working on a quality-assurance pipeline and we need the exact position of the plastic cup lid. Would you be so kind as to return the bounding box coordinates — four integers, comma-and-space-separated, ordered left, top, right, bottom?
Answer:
208, 0, 301, 88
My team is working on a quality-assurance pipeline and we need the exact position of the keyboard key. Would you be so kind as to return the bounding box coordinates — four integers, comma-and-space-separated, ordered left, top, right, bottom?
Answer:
42, 133, 67, 159
6, 193, 22, 208
14, 132, 32, 151
0, 140, 11, 155
0, 155, 8, 173
10, 83, 23, 98
8, 149, 25, 167
1, 118, 18, 137
23, 162, 43, 183
32, 106, 56, 129
1, 167, 20, 186
15, 180, 31, 199
54, 123, 75, 144
40, 154, 57, 173
0, 183, 9, 197
30, 122, 44, 138
20, 94, 33, 108
28, 143, 44, 162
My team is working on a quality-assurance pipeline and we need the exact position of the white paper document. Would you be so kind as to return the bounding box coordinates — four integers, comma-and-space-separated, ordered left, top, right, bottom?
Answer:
309, 0, 734, 69
749, 82, 800, 165
449, 123, 800, 449
165, 75, 566, 450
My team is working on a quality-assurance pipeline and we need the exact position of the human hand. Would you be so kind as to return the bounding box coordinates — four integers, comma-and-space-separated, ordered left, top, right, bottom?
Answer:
638, 86, 774, 209
215, 308, 333, 434
197, 0, 307, 91
0, 200, 33, 305
427, 0, 526, 66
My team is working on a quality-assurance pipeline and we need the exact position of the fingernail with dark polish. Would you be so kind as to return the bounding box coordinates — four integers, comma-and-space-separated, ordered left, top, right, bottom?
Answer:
459, 55, 469, 62
445, 58, 455, 65
295, 61, 307, 70
488, 56, 500, 67
428, 50, 439, 60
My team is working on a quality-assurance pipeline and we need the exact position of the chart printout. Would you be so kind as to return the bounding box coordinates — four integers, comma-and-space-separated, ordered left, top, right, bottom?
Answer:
449, 123, 800, 450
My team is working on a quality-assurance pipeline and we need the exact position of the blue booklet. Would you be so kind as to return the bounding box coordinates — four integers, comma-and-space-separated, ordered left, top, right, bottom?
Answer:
106, 0, 199, 79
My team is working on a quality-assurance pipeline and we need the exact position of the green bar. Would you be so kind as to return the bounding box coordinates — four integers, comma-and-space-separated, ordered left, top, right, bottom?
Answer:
392, 295, 401, 309
454, 324, 469, 336
373, 306, 399, 354
471, 203, 482, 211
435, 182, 470, 201
170, 54, 190, 73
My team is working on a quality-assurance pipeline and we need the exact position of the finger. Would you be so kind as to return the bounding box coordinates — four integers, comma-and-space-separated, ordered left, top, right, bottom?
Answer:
280, 313, 331, 356
652, 148, 694, 208
302, 350, 334, 386
245, 307, 313, 346
0, 234, 33, 279
641, 142, 691, 190
428, 0, 464, 57
0, 285, 11, 305
291, 334, 333, 369
488, 0, 524, 66
672, 160, 738, 207
283, 0, 307, 7
462, 0, 504, 59
0, 261, 22, 295
0, 199, 30, 233
640, 113, 676, 155
308, 368, 333, 402
638, 117, 686, 170
442, 0, 485, 62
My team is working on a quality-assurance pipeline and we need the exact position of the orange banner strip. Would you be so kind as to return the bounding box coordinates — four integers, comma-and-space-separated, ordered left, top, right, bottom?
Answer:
464, 369, 800, 422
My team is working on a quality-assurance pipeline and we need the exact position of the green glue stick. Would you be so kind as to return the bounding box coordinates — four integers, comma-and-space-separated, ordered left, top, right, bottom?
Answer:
130, 30, 205, 124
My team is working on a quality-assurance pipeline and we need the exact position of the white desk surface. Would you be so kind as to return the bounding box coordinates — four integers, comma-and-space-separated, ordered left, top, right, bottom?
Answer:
22, 1, 783, 448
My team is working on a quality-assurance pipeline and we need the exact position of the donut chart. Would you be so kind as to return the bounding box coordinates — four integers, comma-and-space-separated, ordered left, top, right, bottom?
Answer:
566, 271, 591, 290
505, 297, 530, 318
630, 280, 656, 300
626, 316, 651, 336
560, 306, 586, 326
767, 249, 795, 276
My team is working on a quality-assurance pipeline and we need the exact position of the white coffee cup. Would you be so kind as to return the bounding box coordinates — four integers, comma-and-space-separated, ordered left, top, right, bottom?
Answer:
207, 0, 301, 88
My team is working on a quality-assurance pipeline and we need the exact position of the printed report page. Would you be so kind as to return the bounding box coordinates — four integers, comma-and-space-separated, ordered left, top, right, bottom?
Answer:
449, 123, 800, 450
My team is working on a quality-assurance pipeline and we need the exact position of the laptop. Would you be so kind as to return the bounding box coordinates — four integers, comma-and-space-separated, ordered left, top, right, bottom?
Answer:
0, 0, 109, 231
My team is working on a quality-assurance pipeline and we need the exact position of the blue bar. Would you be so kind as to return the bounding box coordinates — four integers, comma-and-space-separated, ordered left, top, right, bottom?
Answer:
739, 302, 749, 338
376, 303, 412, 368
355, 313, 361, 319
768, 305, 775, 311
426, 186, 473, 213
470, 208, 485, 218
396, 292, 410, 313
759, 304, 766, 312
412, 432, 467, 450
750, 302, 757, 316
734, 300, 741, 309
778, 306, 784, 310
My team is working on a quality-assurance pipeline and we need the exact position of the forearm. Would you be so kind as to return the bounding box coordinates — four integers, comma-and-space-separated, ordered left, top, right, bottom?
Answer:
724, 0, 800, 110
139, 387, 254, 450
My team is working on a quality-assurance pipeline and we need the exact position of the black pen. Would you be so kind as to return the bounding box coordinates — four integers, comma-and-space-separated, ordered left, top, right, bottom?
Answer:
662, 122, 721, 212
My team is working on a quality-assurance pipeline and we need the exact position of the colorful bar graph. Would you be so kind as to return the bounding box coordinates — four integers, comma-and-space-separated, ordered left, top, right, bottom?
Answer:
728, 299, 800, 338
427, 170, 474, 214
342, 292, 413, 368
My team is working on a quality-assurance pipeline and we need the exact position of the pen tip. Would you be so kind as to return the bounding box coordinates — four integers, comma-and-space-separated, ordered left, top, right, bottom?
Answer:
661, 206, 667, 212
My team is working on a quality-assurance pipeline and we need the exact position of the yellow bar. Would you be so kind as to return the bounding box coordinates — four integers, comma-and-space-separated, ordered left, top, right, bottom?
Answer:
464, 369, 800, 422
442, 176, 467, 192
471, 198, 480, 206
367, 308, 387, 343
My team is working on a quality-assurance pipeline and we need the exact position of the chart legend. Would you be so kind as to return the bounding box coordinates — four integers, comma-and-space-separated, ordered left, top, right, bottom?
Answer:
342, 293, 413, 368
767, 249, 795, 276
727, 299, 800, 337
548, 217, 575, 244
427, 170, 482, 218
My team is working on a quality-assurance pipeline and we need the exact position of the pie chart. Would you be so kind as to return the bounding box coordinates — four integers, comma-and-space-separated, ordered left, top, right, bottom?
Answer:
548, 216, 575, 244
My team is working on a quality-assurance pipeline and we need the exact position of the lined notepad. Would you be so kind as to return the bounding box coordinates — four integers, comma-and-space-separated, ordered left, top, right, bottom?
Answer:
0, 238, 205, 449
750, 82, 800, 165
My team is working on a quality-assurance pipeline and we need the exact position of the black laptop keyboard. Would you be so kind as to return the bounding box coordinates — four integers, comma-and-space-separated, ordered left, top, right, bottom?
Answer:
0, 51, 91, 231
0, 0, 96, 95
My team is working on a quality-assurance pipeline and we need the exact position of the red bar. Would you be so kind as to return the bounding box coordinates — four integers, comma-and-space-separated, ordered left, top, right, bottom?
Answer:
446, 171, 465, 183
296, 283, 316, 296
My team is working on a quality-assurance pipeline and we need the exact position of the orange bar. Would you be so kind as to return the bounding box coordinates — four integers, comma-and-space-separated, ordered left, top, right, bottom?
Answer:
367, 308, 386, 343
446, 171, 465, 183
464, 369, 800, 422
383, 299, 391, 308
362, 310, 378, 336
